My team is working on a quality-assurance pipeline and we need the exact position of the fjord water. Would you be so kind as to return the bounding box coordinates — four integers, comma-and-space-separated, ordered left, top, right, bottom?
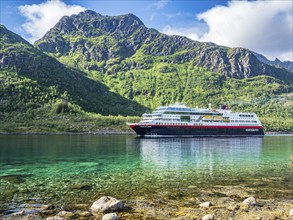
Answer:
0, 135, 292, 214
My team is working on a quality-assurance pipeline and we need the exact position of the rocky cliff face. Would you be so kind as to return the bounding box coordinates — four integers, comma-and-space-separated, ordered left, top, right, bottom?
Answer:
35, 10, 293, 82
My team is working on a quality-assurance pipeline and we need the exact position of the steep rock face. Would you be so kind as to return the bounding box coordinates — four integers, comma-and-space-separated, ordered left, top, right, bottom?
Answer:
35, 10, 293, 82
227, 48, 265, 78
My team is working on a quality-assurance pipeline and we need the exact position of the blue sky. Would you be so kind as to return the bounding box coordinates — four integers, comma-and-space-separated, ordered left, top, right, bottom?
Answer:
1, 0, 292, 61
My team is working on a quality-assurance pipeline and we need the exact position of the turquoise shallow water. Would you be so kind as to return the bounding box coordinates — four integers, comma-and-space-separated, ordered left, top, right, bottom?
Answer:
0, 135, 292, 215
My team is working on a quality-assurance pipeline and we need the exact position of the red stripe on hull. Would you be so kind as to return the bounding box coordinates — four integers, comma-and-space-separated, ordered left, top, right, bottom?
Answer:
130, 124, 263, 129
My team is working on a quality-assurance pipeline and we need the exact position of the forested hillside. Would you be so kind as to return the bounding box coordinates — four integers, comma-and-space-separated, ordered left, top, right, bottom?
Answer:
0, 25, 146, 116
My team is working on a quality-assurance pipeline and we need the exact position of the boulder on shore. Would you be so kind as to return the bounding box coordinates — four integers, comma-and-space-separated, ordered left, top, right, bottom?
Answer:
90, 196, 124, 216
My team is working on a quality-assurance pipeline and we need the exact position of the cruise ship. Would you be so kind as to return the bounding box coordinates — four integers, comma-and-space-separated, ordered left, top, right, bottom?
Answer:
127, 104, 264, 136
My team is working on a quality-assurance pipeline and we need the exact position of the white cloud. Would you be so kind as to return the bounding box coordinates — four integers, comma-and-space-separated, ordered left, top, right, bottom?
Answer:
150, 12, 157, 21
19, 0, 86, 43
164, 11, 181, 19
196, 0, 293, 61
162, 25, 200, 41
162, 1, 292, 61
152, 0, 170, 10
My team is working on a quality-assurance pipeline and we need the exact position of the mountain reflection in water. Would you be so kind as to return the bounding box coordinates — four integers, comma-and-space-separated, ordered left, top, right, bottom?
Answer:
128, 137, 263, 169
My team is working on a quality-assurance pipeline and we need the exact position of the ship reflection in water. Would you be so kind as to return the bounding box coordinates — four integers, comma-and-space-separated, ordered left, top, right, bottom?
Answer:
128, 137, 264, 177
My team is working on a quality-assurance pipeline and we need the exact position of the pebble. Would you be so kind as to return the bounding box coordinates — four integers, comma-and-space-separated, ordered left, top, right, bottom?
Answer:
43, 204, 56, 210
202, 214, 215, 220
199, 201, 212, 208
102, 212, 118, 220
262, 213, 276, 220
76, 210, 92, 217
290, 208, 293, 216
227, 204, 240, 211
243, 197, 257, 206
56, 211, 74, 218
11, 210, 25, 215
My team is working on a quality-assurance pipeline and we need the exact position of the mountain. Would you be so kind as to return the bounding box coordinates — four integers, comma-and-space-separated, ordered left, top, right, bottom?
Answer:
253, 52, 293, 73
0, 24, 146, 116
35, 10, 293, 82
32, 10, 293, 113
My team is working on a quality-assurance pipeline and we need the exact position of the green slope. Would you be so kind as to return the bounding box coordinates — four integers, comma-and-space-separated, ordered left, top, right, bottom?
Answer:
0, 24, 147, 117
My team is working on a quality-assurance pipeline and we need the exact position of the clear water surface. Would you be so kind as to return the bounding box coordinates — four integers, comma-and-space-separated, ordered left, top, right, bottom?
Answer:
0, 135, 292, 214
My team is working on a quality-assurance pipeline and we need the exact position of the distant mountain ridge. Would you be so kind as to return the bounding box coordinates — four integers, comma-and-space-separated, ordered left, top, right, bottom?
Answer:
35, 10, 293, 82
253, 52, 293, 73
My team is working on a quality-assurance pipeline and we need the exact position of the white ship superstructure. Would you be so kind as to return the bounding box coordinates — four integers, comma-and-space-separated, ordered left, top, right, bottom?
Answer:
140, 104, 261, 126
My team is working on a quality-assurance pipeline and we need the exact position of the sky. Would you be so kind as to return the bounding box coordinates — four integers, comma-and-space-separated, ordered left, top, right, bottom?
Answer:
1, 0, 292, 61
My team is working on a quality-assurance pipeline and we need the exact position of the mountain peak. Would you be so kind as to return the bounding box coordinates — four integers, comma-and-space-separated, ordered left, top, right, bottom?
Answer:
119, 13, 144, 25
84, 9, 100, 16
39, 10, 145, 41
74, 9, 102, 19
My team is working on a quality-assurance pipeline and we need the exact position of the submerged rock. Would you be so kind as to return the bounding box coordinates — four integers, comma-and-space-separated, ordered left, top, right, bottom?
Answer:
90, 196, 124, 216
0, 174, 29, 184
42, 204, 56, 210
70, 184, 92, 190
243, 197, 257, 206
10, 209, 40, 216
9, 210, 26, 216
102, 212, 119, 220
214, 185, 253, 198
202, 214, 215, 220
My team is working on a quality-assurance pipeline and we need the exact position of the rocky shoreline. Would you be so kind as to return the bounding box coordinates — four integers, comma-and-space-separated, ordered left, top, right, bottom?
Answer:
2, 191, 293, 220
